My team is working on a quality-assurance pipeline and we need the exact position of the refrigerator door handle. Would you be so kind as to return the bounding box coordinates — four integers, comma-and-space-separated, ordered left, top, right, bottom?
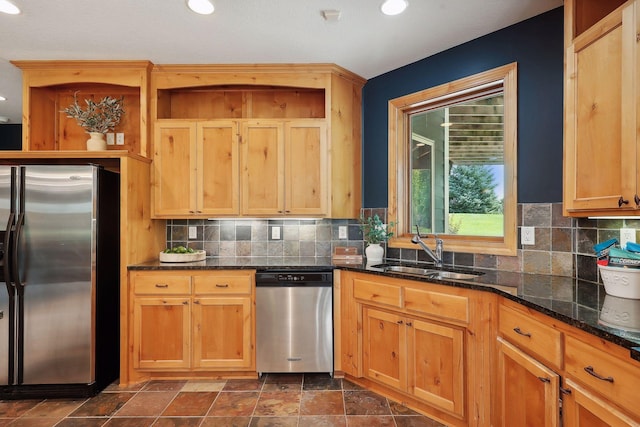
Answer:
10, 213, 23, 289
2, 212, 14, 288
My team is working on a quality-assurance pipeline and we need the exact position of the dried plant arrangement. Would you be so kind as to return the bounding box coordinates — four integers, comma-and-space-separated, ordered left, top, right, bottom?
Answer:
62, 91, 125, 133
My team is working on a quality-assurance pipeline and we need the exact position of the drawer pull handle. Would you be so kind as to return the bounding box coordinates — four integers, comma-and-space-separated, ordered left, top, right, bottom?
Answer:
560, 387, 572, 395
155, 283, 169, 288
538, 376, 550, 383
216, 284, 229, 288
584, 366, 614, 383
513, 327, 531, 337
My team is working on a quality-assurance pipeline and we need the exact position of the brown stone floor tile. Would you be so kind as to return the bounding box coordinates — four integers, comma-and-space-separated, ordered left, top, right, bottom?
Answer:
7, 418, 60, 426
248, 416, 298, 427
302, 374, 342, 391
152, 417, 203, 427
253, 391, 301, 416
262, 374, 301, 392
299, 415, 347, 426
341, 381, 366, 391
394, 415, 448, 427
104, 381, 146, 392
115, 391, 177, 416
141, 381, 187, 392
0, 419, 13, 426
161, 391, 217, 416
388, 400, 421, 416
345, 415, 395, 426
54, 418, 108, 427
223, 379, 264, 392
200, 416, 251, 427
22, 399, 85, 418
207, 391, 259, 416
343, 391, 391, 416
103, 417, 156, 427
0, 399, 42, 417
300, 391, 344, 416
69, 393, 133, 417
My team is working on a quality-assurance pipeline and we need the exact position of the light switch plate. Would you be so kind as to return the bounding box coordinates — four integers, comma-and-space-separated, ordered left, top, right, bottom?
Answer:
106, 133, 115, 145
116, 133, 125, 145
188, 226, 197, 239
338, 225, 348, 239
271, 226, 281, 240
521, 226, 535, 245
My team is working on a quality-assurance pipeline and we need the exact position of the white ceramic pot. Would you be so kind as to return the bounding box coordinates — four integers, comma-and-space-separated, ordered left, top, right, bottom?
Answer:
86, 132, 107, 151
599, 294, 640, 332
365, 243, 384, 265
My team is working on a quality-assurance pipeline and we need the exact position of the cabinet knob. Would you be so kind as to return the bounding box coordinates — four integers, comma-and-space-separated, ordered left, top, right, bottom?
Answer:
634, 194, 640, 207
618, 197, 629, 207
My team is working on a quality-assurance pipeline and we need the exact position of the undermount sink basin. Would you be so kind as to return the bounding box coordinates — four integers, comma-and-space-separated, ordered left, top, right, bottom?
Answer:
371, 264, 482, 281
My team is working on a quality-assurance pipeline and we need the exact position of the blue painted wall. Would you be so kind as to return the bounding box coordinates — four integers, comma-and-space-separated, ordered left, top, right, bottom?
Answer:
362, 7, 564, 207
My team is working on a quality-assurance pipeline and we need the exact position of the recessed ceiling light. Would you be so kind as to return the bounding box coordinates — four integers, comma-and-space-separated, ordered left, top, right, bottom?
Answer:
380, 0, 407, 16
0, 96, 6, 101
0, 0, 20, 15
187, 0, 214, 15
441, 122, 453, 127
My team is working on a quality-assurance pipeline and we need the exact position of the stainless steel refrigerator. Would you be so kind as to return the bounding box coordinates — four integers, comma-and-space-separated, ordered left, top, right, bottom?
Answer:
0, 164, 120, 399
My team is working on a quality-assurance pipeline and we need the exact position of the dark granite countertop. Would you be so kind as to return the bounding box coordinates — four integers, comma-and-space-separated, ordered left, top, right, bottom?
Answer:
129, 258, 640, 362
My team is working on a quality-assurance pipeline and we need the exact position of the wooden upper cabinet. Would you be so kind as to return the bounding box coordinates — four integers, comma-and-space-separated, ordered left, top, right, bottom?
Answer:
11, 60, 152, 157
150, 64, 364, 218
563, 0, 640, 215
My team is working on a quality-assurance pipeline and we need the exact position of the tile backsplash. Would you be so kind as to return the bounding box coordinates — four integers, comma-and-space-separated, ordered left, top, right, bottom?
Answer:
165, 203, 624, 282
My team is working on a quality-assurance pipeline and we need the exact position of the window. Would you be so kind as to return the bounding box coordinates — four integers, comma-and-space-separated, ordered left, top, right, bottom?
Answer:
388, 63, 517, 256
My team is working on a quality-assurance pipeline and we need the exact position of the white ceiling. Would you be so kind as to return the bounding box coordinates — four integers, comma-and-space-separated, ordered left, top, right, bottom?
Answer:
0, 0, 562, 125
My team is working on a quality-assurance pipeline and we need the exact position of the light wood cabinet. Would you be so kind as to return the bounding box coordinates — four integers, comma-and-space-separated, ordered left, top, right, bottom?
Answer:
496, 337, 560, 427
150, 64, 364, 218
152, 120, 239, 217
11, 60, 152, 156
562, 378, 639, 427
338, 270, 488, 426
129, 270, 255, 381
241, 120, 327, 216
563, 0, 639, 215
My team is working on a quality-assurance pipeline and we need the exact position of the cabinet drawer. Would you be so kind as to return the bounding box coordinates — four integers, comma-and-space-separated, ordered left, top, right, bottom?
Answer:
353, 278, 401, 307
498, 304, 563, 369
193, 274, 252, 294
404, 287, 469, 324
565, 335, 640, 419
133, 274, 191, 295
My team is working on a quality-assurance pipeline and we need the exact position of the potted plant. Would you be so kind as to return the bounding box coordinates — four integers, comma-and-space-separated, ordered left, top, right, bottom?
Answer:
359, 214, 395, 264
62, 91, 125, 151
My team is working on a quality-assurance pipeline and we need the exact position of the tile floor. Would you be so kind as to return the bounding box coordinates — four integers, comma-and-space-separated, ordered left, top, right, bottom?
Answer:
0, 374, 447, 426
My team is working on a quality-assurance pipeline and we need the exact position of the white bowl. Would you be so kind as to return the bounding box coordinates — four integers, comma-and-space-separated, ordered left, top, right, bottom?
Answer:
159, 250, 206, 263
598, 265, 640, 299
599, 294, 640, 332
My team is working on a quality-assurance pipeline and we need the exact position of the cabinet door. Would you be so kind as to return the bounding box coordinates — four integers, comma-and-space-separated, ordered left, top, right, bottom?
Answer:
133, 297, 191, 370
192, 296, 253, 370
496, 337, 560, 427
153, 121, 197, 216
564, 3, 637, 213
241, 120, 284, 216
563, 378, 638, 427
409, 318, 465, 417
285, 121, 327, 216
362, 306, 406, 391
198, 121, 240, 215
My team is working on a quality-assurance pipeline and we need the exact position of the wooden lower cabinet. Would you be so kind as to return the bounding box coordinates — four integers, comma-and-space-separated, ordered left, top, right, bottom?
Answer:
129, 270, 255, 381
562, 378, 639, 426
496, 337, 560, 427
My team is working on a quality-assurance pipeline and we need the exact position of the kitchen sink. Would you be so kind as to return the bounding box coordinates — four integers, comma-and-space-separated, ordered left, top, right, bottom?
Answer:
371, 264, 482, 281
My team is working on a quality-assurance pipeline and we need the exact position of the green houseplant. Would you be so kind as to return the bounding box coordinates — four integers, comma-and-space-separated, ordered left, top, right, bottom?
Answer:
62, 92, 125, 150
359, 214, 395, 264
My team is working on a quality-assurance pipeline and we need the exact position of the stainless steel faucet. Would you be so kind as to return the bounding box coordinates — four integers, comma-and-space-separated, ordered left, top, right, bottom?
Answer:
411, 225, 443, 267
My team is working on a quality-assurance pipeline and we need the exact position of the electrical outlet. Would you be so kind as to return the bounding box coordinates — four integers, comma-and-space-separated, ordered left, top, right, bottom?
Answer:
621, 228, 636, 248
188, 226, 197, 239
521, 226, 535, 245
338, 225, 348, 239
106, 133, 115, 145
116, 132, 125, 145
271, 226, 281, 240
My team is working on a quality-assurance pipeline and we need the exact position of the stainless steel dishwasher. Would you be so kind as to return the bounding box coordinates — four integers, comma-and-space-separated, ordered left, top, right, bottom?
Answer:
256, 269, 333, 376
